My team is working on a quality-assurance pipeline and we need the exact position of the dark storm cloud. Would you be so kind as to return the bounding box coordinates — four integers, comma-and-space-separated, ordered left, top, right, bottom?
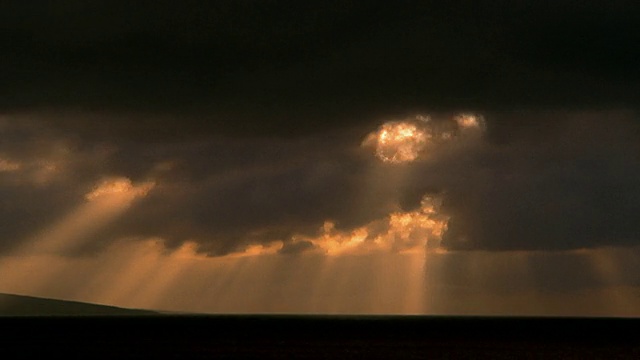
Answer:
89, 130, 407, 255
432, 111, 640, 251
0, 122, 103, 253
0, 118, 404, 256
2, 111, 640, 255
92, 110, 640, 253
1, 1, 638, 138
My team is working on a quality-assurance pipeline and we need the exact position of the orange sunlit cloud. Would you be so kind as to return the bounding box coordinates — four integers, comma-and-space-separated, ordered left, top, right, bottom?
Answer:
362, 121, 431, 163
295, 194, 449, 256
227, 242, 285, 258
361, 113, 486, 164
200, 192, 448, 259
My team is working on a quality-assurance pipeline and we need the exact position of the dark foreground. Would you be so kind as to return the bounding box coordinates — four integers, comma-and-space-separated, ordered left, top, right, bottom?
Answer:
3, 316, 638, 359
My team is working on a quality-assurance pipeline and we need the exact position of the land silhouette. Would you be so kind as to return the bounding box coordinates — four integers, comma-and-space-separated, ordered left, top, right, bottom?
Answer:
0, 292, 158, 316
1, 292, 637, 359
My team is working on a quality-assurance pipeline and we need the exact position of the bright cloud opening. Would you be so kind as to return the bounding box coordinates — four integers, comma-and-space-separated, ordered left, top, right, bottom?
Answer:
363, 113, 486, 164
364, 121, 431, 164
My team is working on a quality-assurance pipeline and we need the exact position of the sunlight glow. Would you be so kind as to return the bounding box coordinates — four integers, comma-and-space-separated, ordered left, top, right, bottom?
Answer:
3, 244, 639, 316
362, 113, 486, 164
364, 121, 430, 163
229, 242, 284, 258
454, 113, 485, 130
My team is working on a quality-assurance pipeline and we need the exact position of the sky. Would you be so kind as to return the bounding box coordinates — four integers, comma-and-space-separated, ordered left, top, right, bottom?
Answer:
1, 1, 639, 315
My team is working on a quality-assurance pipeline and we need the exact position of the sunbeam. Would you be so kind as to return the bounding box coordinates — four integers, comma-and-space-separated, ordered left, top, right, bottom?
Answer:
15, 177, 154, 255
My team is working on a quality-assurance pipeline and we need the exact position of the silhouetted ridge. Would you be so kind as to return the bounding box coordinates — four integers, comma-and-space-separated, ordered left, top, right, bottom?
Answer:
0, 293, 158, 316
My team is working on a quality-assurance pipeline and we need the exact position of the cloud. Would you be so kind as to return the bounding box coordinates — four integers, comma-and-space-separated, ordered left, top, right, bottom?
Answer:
361, 114, 486, 163
431, 111, 640, 251
1, 110, 639, 257
0, 1, 638, 140
278, 240, 316, 255
0, 116, 391, 256
0, 157, 20, 172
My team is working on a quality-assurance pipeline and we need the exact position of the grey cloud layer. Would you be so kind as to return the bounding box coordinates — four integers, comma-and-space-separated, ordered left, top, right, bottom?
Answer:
436, 113, 640, 251
0, 119, 396, 255
1, 112, 639, 255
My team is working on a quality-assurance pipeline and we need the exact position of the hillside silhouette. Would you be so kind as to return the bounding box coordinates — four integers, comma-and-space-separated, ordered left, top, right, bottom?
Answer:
0, 293, 158, 316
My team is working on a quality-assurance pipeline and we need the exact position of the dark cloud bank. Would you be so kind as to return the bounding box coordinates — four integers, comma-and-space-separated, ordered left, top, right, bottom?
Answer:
2, 112, 639, 256
1, 1, 639, 137
1, 1, 639, 255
